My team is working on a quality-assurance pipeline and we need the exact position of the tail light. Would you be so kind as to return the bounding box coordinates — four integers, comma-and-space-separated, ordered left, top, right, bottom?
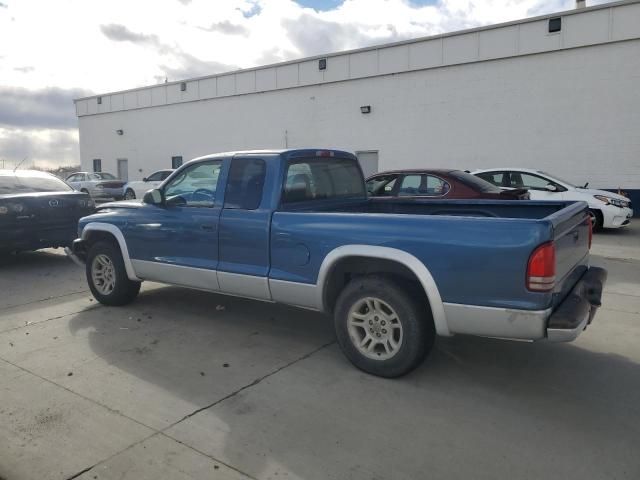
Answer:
527, 242, 556, 292
587, 216, 593, 250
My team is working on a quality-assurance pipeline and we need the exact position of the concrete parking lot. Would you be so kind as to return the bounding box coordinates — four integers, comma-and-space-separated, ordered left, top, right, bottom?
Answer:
1, 226, 639, 480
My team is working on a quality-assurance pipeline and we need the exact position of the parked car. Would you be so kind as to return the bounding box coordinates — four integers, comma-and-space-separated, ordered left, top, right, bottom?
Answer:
66, 172, 126, 201
66, 149, 606, 378
472, 168, 633, 230
366, 169, 529, 200
123, 169, 174, 200
0, 170, 95, 253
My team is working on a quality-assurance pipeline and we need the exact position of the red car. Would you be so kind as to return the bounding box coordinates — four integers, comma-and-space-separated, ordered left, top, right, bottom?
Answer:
366, 169, 529, 200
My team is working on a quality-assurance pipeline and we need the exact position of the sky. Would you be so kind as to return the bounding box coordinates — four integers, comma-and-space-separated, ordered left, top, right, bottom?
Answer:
0, 0, 609, 168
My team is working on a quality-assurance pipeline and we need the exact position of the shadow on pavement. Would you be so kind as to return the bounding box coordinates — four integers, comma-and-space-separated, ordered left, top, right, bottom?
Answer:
66, 285, 640, 479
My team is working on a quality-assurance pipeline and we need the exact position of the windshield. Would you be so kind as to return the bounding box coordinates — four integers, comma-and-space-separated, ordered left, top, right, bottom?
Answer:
449, 170, 502, 193
539, 171, 577, 188
0, 173, 72, 194
90, 172, 117, 180
283, 158, 365, 203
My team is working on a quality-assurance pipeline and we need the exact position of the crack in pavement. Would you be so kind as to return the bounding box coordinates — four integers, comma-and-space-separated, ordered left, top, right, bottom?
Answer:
0, 305, 99, 334
0, 289, 89, 313
48, 340, 336, 480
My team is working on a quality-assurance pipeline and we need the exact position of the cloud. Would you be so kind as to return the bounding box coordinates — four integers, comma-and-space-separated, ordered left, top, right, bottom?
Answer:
0, 128, 79, 169
13, 66, 34, 73
159, 52, 237, 81
99, 23, 170, 53
0, 86, 91, 130
0, 2, 7, 8
199, 20, 249, 36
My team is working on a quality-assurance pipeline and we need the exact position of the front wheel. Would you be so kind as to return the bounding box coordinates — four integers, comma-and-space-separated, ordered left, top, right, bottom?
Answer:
588, 209, 604, 232
124, 189, 136, 200
86, 241, 141, 306
334, 275, 435, 378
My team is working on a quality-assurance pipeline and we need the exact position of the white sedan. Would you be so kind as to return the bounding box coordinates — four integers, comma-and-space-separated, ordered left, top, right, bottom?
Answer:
472, 168, 633, 230
123, 169, 174, 200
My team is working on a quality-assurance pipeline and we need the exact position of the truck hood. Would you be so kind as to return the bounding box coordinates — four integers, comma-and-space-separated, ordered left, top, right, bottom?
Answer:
576, 188, 630, 201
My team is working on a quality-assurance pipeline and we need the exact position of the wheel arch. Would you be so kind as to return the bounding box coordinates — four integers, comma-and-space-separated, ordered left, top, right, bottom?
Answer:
81, 222, 140, 281
317, 245, 450, 336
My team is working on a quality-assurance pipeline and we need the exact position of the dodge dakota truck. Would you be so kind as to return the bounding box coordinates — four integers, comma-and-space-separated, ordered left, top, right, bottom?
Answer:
67, 149, 606, 377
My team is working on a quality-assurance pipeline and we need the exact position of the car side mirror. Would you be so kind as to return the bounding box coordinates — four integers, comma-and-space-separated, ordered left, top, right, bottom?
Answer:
143, 188, 163, 206
545, 184, 558, 192
142, 177, 148, 182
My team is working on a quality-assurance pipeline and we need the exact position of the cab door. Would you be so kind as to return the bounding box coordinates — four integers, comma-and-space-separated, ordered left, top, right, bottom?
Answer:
125, 159, 226, 290
217, 157, 270, 300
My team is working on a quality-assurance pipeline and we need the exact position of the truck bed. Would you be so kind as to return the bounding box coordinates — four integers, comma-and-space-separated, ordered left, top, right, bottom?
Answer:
272, 197, 591, 315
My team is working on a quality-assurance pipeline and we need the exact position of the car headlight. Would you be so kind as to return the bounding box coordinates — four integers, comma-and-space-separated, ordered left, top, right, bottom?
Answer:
594, 195, 629, 208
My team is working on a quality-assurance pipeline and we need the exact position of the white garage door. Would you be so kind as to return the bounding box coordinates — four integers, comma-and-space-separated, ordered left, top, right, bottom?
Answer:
356, 151, 379, 178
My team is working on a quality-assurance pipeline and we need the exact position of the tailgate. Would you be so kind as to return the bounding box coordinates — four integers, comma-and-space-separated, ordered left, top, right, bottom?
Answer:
548, 201, 591, 308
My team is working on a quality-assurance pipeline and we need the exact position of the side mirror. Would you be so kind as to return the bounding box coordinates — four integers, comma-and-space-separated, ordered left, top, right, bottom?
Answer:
142, 177, 148, 182
545, 184, 558, 192
143, 188, 163, 205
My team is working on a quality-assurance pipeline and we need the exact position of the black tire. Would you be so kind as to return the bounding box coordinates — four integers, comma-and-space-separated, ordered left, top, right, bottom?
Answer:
124, 189, 136, 200
589, 209, 604, 232
334, 275, 435, 378
86, 240, 141, 306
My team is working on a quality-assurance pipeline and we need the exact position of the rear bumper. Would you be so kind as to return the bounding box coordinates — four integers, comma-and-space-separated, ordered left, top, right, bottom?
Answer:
443, 266, 607, 342
0, 224, 78, 251
546, 266, 607, 342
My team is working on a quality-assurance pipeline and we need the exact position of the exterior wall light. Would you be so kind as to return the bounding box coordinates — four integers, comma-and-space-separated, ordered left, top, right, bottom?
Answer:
116, 129, 124, 135
360, 105, 372, 114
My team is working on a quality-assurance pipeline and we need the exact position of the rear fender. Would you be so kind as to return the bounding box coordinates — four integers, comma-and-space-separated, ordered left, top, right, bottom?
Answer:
317, 245, 450, 336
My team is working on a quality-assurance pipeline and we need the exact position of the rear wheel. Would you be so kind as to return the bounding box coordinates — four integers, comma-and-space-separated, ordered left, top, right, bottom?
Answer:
124, 189, 136, 200
588, 209, 604, 232
86, 241, 140, 305
334, 275, 435, 378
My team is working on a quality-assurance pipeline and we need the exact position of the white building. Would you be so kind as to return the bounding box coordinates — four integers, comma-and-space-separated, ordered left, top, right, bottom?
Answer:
75, 0, 640, 206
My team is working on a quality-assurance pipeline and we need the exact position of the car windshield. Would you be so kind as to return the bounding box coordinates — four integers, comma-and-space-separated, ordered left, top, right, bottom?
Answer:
538, 171, 577, 188
90, 172, 117, 180
449, 170, 502, 193
0, 173, 72, 194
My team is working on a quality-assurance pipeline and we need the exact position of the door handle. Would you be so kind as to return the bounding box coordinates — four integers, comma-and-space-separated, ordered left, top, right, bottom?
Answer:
200, 224, 215, 231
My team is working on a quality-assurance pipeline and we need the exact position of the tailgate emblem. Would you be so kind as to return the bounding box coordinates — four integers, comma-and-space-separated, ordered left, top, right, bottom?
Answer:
49, 199, 60, 207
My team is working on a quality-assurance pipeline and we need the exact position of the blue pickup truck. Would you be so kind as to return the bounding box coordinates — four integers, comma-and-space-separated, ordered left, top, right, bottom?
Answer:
67, 149, 606, 377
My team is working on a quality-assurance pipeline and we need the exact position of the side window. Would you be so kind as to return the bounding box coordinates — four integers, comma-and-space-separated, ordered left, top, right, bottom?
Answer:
477, 172, 504, 187
164, 161, 222, 207
224, 158, 266, 210
160, 171, 172, 180
366, 175, 397, 196
398, 175, 450, 197
517, 173, 556, 191
67, 174, 78, 182
147, 171, 163, 182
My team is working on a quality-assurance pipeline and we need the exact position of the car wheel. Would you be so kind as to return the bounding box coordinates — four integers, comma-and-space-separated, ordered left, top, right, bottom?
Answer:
588, 209, 604, 232
334, 275, 435, 378
124, 189, 136, 200
86, 240, 141, 306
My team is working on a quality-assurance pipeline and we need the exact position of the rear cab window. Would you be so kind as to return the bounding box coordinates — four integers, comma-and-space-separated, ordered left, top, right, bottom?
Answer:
224, 158, 267, 210
282, 157, 365, 204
